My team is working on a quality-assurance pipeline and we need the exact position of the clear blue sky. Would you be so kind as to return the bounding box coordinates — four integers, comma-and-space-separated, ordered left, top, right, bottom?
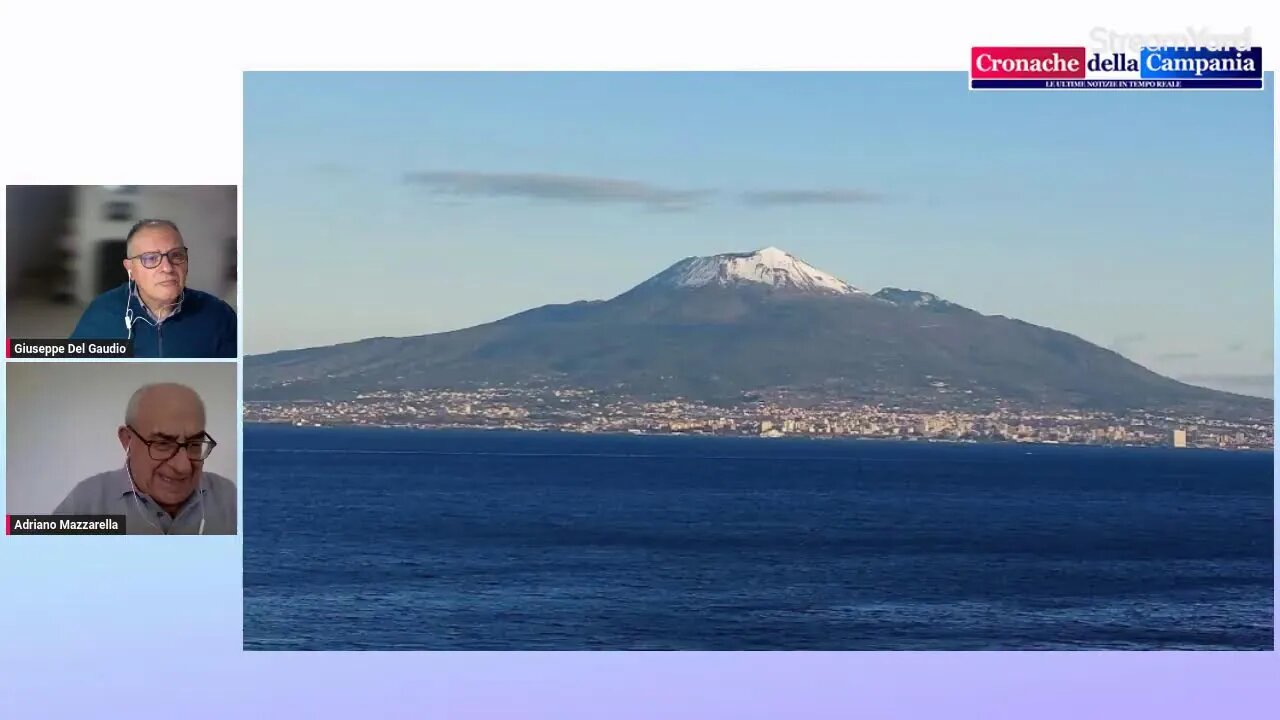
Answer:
244, 72, 1273, 395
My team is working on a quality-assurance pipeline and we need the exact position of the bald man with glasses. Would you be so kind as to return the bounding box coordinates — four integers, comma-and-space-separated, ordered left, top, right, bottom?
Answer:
52, 383, 237, 535
69, 219, 237, 358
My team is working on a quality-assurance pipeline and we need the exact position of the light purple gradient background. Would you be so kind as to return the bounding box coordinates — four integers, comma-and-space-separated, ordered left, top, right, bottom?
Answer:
0, 410, 1276, 717
0, 3, 1274, 716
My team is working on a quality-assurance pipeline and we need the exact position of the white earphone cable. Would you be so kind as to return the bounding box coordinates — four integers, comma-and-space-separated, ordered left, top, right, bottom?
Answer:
124, 278, 185, 339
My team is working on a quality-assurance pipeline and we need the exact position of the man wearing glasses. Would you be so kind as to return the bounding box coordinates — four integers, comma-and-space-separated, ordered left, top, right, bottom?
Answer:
69, 219, 237, 358
52, 383, 237, 535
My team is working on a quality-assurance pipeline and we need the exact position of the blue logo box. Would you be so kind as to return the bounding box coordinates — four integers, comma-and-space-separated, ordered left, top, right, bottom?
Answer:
1140, 46, 1262, 79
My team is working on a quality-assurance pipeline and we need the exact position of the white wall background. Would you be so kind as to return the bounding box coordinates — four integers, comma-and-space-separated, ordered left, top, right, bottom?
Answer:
6, 362, 238, 514
69, 185, 237, 307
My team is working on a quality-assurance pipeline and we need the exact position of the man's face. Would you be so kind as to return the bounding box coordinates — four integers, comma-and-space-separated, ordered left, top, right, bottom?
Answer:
118, 387, 208, 511
123, 225, 189, 306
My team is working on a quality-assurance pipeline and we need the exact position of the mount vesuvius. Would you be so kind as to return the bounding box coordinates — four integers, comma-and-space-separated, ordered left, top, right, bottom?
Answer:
245, 247, 1268, 419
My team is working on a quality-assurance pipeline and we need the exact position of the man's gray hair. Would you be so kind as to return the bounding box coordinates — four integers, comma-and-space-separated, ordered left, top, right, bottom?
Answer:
124, 383, 206, 426
124, 219, 183, 256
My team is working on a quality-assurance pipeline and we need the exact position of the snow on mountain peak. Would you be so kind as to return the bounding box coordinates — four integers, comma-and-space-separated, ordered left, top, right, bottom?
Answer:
649, 247, 863, 295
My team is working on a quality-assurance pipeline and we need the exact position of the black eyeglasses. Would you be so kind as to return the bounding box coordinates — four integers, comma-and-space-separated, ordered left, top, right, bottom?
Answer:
126, 247, 189, 269
126, 425, 217, 462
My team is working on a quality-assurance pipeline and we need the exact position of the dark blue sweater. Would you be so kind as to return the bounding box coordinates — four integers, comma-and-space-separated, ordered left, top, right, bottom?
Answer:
70, 283, 237, 358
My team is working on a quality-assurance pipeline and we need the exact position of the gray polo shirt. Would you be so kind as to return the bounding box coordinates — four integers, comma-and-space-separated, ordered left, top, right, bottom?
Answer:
52, 468, 238, 535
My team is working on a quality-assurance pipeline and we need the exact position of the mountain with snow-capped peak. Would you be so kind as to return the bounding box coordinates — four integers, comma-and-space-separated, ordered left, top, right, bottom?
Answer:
245, 247, 1268, 419
641, 246, 864, 296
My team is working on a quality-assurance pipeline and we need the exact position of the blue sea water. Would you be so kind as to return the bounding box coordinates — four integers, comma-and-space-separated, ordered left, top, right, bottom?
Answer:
242, 425, 1274, 650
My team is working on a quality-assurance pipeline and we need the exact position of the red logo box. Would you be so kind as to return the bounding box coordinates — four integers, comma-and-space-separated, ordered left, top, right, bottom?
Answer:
971, 47, 1087, 78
